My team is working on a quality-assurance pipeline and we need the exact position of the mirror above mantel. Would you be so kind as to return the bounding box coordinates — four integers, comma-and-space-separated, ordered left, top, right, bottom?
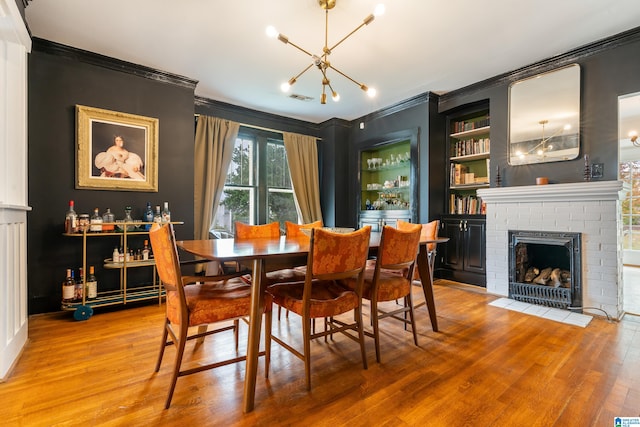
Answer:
508, 64, 581, 165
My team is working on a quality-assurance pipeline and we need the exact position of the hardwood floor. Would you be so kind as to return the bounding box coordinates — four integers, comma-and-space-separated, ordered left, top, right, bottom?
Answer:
3, 280, 640, 426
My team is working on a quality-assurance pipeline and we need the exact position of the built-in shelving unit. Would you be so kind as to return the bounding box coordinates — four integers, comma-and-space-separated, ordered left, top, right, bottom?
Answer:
448, 110, 491, 215
358, 130, 418, 230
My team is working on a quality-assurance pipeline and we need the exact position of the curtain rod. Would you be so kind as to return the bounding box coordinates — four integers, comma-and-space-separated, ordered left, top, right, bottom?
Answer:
194, 114, 321, 140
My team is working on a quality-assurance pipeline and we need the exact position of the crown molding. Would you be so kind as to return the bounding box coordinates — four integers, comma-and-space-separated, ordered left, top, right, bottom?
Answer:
31, 37, 198, 90
439, 26, 640, 105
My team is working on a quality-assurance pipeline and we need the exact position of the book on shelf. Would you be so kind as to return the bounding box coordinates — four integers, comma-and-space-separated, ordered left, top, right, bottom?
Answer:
452, 116, 490, 134
449, 194, 484, 215
451, 137, 490, 157
450, 163, 468, 185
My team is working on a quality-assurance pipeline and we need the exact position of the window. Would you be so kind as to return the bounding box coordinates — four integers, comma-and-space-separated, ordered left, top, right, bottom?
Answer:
621, 160, 640, 252
211, 127, 298, 236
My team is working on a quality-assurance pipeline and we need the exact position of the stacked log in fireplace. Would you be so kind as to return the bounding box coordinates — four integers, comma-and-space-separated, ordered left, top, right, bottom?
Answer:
508, 230, 582, 310
514, 243, 571, 288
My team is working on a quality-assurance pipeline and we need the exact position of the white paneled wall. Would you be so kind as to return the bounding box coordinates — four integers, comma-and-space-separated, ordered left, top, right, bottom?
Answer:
478, 181, 624, 320
1, 0, 31, 379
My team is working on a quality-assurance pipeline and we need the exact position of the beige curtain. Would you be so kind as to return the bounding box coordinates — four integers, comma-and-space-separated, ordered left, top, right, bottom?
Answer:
283, 132, 323, 224
194, 116, 239, 271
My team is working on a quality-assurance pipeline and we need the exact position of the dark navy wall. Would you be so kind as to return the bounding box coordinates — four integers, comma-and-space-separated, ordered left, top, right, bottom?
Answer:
28, 39, 197, 314
438, 28, 640, 188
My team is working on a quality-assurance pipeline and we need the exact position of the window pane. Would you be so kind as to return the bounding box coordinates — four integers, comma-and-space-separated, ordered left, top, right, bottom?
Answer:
226, 138, 253, 186
620, 161, 640, 250
268, 189, 297, 228
267, 141, 291, 189
214, 187, 254, 235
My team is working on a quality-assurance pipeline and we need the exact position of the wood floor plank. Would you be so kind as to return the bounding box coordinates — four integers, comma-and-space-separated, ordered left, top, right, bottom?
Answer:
2, 280, 640, 426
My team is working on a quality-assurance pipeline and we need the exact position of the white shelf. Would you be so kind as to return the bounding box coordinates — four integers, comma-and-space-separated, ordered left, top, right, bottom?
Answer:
450, 183, 490, 190
450, 152, 490, 162
450, 125, 490, 139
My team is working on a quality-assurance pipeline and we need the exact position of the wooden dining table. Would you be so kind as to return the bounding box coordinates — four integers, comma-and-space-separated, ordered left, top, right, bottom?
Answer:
177, 231, 448, 413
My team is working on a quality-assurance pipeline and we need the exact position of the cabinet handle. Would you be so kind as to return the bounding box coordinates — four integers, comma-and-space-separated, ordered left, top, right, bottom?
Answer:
459, 221, 463, 232
463, 220, 468, 232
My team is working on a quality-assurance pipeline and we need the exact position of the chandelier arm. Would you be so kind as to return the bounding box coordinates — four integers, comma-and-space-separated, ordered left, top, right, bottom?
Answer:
328, 15, 374, 53
283, 38, 317, 59
324, 7, 329, 56
526, 127, 568, 154
327, 63, 364, 88
292, 63, 315, 81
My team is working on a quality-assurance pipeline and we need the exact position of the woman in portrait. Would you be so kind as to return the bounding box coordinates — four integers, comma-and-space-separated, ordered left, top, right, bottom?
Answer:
94, 135, 144, 180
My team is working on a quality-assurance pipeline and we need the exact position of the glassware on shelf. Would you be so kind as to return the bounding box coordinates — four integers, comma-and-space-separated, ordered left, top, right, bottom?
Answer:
102, 208, 115, 231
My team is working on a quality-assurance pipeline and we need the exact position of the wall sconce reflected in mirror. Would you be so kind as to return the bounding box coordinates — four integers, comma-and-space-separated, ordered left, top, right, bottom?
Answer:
630, 130, 639, 147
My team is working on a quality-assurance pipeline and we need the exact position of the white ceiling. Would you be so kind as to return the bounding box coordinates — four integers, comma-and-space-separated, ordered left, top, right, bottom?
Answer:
24, 0, 640, 124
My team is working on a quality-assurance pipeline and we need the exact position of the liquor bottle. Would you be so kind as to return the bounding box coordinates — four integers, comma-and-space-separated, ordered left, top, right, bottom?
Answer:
161, 201, 171, 223
144, 202, 154, 230
65, 200, 78, 234
102, 208, 115, 232
142, 239, 150, 261
90, 208, 103, 232
86, 266, 98, 300
123, 206, 135, 231
75, 268, 84, 301
112, 247, 119, 263
62, 268, 76, 303
153, 205, 162, 224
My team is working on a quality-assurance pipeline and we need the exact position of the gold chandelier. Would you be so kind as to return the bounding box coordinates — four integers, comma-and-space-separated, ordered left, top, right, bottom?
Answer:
266, 0, 385, 104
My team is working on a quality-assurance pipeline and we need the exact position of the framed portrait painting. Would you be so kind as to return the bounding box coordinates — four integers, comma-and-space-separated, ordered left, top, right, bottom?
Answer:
76, 105, 159, 192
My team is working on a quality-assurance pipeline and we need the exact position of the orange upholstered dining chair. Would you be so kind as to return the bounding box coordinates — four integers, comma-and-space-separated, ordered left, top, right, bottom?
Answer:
267, 226, 372, 390
284, 220, 323, 237
267, 220, 324, 319
149, 223, 272, 409
398, 219, 439, 281
235, 221, 281, 239
398, 219, 440, 311
343, 223, 422, 363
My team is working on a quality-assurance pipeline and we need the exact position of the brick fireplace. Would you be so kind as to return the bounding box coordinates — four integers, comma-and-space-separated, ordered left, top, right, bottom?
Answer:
477, 180, 624, 320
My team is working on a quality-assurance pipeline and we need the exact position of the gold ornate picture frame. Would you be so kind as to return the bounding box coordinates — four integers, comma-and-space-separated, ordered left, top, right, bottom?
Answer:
76, 105, 159, 192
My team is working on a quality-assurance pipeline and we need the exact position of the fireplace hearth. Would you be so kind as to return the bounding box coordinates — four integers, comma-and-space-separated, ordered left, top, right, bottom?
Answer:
508, 230, 582, 310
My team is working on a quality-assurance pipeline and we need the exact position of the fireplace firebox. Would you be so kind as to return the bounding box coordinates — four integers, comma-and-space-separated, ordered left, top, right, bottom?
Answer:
508, 230, 582, 310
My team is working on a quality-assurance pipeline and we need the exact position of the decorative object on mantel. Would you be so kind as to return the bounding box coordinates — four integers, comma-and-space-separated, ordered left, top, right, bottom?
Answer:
536, 177, 548, 185
495, 165, 501, 187
583, 154, 591, 182
267, 0, 385, 104
591, 163, 604, 179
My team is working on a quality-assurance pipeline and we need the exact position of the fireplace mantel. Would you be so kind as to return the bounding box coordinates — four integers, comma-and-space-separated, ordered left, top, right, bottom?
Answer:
478, 180, 623, 203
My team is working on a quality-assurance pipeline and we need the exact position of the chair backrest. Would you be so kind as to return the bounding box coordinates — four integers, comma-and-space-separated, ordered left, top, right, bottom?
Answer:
149, 223, 187, 324
285, 220, 323, 237
398, 219, 440, 251
235, 221, 281, 239
309, 226, 371, 280
149, 222, 182, 291
378, 224, 422, 270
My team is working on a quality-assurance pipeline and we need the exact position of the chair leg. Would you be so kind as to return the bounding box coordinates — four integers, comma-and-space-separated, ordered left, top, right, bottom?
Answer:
265, 309, 272, 379
356, 304, 368, 370
370, 298, 382, 364
405, 293, 419, 347
233, 319, 240, 352
165, 323, 189, 409
155, 320, 170, 372
195, 325, 208, 347
303, 316, 312, 391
